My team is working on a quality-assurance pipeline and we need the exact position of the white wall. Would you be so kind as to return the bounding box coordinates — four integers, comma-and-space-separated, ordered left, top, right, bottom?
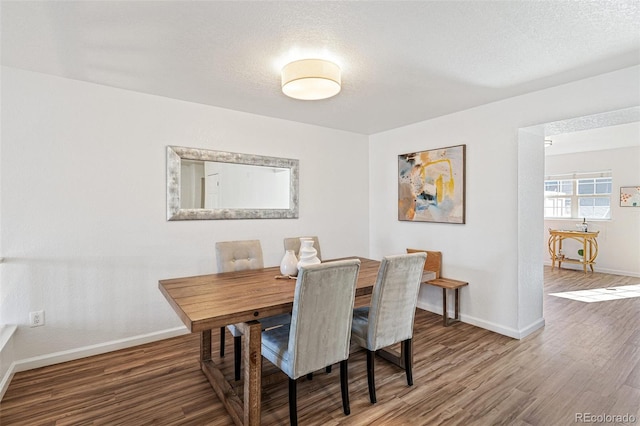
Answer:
1, 64, 639, 381
368, 66, 640, 338
543, 123, 640, 276
0, 67, 369, 365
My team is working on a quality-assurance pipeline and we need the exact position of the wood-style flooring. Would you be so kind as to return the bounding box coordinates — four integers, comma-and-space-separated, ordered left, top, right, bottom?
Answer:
1, 267, 639, 425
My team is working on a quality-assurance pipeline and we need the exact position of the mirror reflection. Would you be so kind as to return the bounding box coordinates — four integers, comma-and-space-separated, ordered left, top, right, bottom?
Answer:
167, 146, 299, 220
180, 160, 291, 209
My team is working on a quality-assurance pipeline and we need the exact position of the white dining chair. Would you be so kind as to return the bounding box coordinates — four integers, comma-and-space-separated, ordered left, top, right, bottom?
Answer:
350, 252, 427, 404
215, 239, 290, 380
283, 236, 322, 261
261, 259, 361, 426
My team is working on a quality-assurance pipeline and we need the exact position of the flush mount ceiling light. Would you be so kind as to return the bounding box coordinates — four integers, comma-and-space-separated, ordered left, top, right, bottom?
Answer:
281, 59, 341, 100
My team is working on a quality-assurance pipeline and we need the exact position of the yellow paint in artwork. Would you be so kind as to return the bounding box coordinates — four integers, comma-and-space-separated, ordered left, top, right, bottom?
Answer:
419, 158, 455, 202
435, 174, 444, 203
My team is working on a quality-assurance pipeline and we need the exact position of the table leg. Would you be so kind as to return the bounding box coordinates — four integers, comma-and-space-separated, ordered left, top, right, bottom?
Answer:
200, 322, 262, 426
201, 329, 212, 362
240, 321, 262, 426
376, 343, 405, 369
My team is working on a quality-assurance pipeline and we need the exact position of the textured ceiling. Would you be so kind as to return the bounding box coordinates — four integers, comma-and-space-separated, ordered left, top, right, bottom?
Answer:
544, 106, 640, 136
2, 1, 640, 135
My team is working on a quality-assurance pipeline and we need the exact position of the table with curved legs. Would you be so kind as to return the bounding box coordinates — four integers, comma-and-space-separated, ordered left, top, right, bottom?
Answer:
548, 229, 599, 274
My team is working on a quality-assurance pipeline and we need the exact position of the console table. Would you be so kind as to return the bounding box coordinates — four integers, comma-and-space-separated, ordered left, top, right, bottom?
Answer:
548, 229, 599, 274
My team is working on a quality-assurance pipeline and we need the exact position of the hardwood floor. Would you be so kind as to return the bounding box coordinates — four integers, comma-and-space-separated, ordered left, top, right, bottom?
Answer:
2, 267, 639, 425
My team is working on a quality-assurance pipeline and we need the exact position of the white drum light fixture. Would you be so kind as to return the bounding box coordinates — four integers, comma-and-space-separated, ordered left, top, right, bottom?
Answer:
281, 59, 341, 100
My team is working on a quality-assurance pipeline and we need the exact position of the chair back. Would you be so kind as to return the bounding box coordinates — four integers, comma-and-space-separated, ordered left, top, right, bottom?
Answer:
366, 252, 427, 351
287, 259, 360, 379
284, 236, 322, 261
215, 240, 264, 272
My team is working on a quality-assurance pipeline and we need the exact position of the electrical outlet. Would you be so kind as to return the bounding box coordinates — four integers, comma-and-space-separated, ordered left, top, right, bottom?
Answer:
29, 310, 45, 327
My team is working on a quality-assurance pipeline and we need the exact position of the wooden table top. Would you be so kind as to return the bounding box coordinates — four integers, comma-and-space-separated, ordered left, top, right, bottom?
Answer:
159, 257, 381, 333
549, 229, 599, 237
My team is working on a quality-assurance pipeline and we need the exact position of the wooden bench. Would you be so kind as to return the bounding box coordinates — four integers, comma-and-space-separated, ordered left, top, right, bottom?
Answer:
408, 249, 469, 327
423, 276, 469, 326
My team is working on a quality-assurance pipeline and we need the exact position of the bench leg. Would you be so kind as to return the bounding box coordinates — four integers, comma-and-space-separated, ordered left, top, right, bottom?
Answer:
442, 288, 462, 327
441, 288, 448, 327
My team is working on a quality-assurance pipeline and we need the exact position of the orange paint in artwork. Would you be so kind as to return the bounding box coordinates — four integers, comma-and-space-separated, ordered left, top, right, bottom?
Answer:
398, 200, 416, 220
407, 207, 415, 220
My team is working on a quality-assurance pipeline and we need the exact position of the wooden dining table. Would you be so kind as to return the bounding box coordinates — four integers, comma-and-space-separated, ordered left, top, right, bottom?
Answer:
158, 257, 385, 426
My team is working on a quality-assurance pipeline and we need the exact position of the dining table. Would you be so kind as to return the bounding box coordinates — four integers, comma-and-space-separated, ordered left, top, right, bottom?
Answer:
159, 256, 396, 426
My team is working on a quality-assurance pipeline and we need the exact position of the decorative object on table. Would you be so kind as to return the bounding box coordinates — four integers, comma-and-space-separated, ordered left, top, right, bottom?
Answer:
620, 186, 640, 207
577, 248, 584, 261
398, 144, 466, 224
280, 249, 299, 277
576, 218, 588, 232
284, 236, 322, 261
297, 237, 321, 269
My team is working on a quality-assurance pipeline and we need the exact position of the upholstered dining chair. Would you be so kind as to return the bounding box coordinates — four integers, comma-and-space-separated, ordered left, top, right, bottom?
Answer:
215, 239, 290, 380
283, 236, 322, 261
350, 252, 427, 404
261, 259, 361, 426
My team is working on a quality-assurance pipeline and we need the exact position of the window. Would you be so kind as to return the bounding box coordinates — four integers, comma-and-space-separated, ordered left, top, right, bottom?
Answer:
544, 171, 611, 219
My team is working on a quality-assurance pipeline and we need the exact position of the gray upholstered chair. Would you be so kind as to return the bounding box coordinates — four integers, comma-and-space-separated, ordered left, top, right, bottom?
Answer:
215, 239, 289, 380
283, 236, 322, 261
261, 259, 361, 426
350, 252, 427, 404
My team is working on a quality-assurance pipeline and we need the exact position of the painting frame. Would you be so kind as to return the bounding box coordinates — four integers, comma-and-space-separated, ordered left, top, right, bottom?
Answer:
620, 186, 640, 207
398, 144, 466, 224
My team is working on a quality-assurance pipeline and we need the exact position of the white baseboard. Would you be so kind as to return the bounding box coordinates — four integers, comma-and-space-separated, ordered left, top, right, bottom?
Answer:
518, 317, 546, 339
543, 261, 640, 277
1, 326, 188, 401
1, 362, 17, 401
0, 325, 18, 401
416, 301, 544, 340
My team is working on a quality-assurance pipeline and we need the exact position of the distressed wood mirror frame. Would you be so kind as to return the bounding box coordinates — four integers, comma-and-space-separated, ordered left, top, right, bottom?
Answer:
167, 146, 299, 220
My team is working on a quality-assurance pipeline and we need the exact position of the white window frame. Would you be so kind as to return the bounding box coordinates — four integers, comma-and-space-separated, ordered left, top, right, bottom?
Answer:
544, 171, 612, 220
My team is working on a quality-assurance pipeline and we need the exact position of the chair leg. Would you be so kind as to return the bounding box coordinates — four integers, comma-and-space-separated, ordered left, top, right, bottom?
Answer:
219, 327, 225, 357
366, 349, 377, 404
339, 360, 350, 415
403, 339, 413, 386
288, 378, 298, 426
234, 336, 241, 381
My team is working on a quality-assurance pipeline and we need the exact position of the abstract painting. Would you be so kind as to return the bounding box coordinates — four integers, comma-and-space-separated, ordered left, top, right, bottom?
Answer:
398, 144, 466, 223
620, 186, 640, 207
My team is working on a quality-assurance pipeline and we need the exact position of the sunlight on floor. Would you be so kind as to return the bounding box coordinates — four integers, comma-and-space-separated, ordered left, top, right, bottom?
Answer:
549, 284, 640, 303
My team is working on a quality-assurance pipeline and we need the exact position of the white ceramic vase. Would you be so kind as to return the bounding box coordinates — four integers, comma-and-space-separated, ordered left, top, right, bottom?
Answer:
297, 238, 321, 270
280, 250, 299, 276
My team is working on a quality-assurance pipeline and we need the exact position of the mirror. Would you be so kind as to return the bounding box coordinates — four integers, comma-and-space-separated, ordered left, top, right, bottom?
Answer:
167, 146, 299, 220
